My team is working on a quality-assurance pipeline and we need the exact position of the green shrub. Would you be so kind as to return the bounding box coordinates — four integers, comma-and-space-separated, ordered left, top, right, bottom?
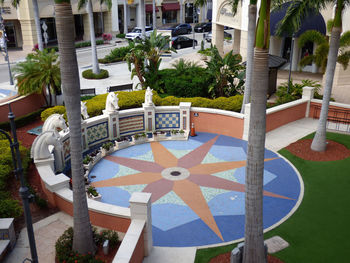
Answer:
99, 46, 131, 64
41, 90, 243, 122
56, 227, 118, 262
41, 105, 66, 121
0, 199, 22, 218
116, 33, 126, 38
47, 40, 104, 52
82, 69, 109, 80
0, 109, 43, 131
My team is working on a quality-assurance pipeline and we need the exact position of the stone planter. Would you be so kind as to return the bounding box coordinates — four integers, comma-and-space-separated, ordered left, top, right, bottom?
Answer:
93, 152, 102, 164
116, 140, 130, 149
83, 162, 93, 171
87, 193, 102, 201
133, 136, 147, 144
101, 147, 114, 157
155, 132, 167, 140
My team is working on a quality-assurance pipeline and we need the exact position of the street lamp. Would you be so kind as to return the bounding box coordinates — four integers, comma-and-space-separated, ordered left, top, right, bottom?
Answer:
0, 104, 38, 263
0, 8, 14, 85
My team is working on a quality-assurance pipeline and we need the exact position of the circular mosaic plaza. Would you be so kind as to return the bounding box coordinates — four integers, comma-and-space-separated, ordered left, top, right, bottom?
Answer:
89, 132, 303, 247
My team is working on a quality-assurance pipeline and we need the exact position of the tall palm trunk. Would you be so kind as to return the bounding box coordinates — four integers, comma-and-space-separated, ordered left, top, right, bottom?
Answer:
243, 0, 270, 262
87, 0, 100, 74
311, 27, 342, 151
54, 1, 95, 254
241, 3, 257, 113
32, 0, 44, 51
152, 0, 156, 28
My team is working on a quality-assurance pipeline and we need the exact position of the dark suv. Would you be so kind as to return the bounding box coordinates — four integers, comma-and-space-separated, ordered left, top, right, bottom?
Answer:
168, 23, 192, 36
194, 22, 212, 32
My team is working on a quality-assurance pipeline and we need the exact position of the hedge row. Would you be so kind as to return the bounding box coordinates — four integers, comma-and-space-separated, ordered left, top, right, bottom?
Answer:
0, 109, 43, 131
98, 46, 131, 64
41, 90, 243, 121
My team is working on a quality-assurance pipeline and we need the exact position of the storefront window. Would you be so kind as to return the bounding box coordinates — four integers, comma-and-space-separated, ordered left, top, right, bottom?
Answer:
162, 10, 177, 24
4, 22, 16, 47
40, 18, 57, 45
74, 15, 84, 41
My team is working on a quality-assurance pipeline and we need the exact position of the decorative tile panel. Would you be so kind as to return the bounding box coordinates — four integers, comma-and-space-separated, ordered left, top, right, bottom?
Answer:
87, 121, 109, 145
156, 113, 180, 129
119, 115, 144, 134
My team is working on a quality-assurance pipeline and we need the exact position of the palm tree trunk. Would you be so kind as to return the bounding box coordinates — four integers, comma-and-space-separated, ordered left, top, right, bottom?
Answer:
311, 26, 341, 151
87, 0, 100, 74
241, 3, 257, 114
243, 1, 270, 262
54, 1, 95, 254
32, 0, 44, 51
152, 0, 156, 29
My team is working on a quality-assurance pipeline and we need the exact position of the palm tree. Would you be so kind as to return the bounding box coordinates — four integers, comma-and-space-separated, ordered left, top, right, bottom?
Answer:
13, 49, 61, 106
298, 29, 350, 71
0, 0, 44, 50
276, 0, 350, 152
54, 0, 95, 254
125, 30, 175, 88
243, 0, 271, 262
78, 0, 112, 74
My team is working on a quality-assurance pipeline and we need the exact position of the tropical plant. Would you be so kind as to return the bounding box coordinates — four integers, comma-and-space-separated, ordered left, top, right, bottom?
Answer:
54, 0, 95, 254
78, 0, 112, 74
298, 29, 350, 71
276, 0, 350, 152
125, 30, 176, 89
205, 47, 245, 98
13, 49, 61, 106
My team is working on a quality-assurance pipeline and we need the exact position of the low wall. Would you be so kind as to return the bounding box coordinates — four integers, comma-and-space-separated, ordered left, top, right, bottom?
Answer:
309, 99, 350, 119
266, 100, 308, 132
0, 94, 45, 123
191, 107, 244, 139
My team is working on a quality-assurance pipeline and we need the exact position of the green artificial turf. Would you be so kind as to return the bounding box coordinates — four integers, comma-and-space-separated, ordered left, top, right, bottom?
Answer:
195, 132, 350, 263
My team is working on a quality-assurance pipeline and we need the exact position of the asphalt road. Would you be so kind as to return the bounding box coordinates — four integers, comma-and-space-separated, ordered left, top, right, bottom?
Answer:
0, 31, 222, 84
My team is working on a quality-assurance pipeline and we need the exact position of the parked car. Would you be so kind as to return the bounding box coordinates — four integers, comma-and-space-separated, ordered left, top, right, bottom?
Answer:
125, 26, 153, 40
167, 23, 192, 36
205, 31, 232, 42
194, 22, 212, 33
171, 36, 198, 49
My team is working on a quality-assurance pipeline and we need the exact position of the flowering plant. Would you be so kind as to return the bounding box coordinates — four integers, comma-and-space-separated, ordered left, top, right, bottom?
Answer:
102, 33, 112, 42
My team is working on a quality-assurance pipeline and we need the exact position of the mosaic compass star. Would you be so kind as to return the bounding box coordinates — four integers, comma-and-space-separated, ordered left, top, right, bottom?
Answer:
91, 135, 292, 241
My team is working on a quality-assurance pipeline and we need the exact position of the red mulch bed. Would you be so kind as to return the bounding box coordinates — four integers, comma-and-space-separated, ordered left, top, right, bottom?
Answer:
285, 139, 350, 161
209, 252, 284, 263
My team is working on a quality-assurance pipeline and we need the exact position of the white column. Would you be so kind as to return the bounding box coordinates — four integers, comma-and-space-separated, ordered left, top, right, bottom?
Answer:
242, 103, 250, 141
302, 86, 315, 117
232, 29, 241, 54
291, 37, 300, 71
143, 104, 156, 131
179, 102, 191, 131
112, 0, 120, 33
124, 0, 128, 33
212, 23, 224, 55
129, 192, 153, 256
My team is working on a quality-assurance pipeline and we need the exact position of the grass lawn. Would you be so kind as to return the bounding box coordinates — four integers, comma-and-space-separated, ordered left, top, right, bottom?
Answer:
195, 132, 350, 263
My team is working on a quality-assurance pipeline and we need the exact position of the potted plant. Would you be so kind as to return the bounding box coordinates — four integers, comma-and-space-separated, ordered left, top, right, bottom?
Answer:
101, 142, 114, 156
115, 137, 130, 149
83, 155, 93, 170
133, 133, 147, 144
87, 186, 101, 201
171, 129, 179, 139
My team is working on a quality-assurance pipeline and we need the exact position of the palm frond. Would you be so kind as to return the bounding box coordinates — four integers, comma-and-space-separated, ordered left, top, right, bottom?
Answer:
194, 0, 207, 7
77, 0, 87, 10
298, 30, 327, 48
299, 55, 314, 69
340, 31, 350, 48
337, 51, 350, 70
315, 42, 329, 71
327, 19, 334, 33
227, 0, 240, 16
275, 0, 329, 37
101, 0, 112, 10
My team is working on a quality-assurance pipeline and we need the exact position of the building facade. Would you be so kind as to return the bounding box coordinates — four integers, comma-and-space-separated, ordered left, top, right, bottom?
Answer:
1, 0, 212, 50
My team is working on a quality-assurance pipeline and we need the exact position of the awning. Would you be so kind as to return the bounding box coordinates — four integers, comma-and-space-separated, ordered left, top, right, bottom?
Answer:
162, 3, 180, 12
270, 2, 326, 37
146, 4, 159, 13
